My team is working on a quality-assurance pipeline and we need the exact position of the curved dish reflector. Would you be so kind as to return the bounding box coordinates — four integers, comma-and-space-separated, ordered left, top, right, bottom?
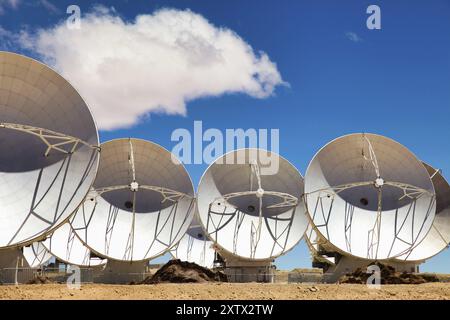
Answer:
395, 162, 450, 261
304, 133, 436, 260
197, 148, 308, 260
23, 242, 53, 268
170, 212, 215, 268
42, 223, 105, 266
71, 138, 195, 261
0, 51, 99, 247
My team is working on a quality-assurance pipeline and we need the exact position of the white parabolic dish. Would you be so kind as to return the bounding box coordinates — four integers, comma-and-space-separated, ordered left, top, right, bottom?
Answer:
0, 51, 99, 248
42, 222, 106, 267
197, 148, 308, 261
71, 138, 195, 262
304, 133, 436, 260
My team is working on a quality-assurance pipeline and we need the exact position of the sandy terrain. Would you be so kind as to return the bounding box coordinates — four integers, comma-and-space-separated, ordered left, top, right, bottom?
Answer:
0, 283, 449, 300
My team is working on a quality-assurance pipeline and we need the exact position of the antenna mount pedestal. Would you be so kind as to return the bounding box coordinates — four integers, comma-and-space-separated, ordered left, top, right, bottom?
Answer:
95, 259, 149, 284
216, 247, 275, 283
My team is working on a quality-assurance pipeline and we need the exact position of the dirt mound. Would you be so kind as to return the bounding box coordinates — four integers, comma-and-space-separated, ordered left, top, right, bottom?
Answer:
339, 262, 439, 284
339, 262, 439, 285
140, 259, 228, 284
27, 275, 55, 284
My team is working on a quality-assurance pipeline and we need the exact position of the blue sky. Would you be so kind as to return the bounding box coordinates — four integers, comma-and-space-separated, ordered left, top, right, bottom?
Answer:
1, 0, 450, 272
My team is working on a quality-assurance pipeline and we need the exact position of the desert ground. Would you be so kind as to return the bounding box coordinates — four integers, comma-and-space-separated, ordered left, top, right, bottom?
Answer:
0, 283, 449, 300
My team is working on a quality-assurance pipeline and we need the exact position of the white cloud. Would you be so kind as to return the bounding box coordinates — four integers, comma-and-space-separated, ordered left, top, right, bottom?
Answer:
16, 7, 285, 130
39, 0, 60, 14
0, 0, 20, 14
0, 25, 12, 37
0, 26, 19, 50
345, 32, 362, 43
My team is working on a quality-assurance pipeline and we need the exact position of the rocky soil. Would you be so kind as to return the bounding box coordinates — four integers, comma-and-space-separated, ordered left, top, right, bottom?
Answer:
340, 262, 439, 284
139, 259, 228, 284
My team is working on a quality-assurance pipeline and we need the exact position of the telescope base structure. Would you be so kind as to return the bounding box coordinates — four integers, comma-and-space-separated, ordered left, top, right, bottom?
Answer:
315, 255, 420, 283
95, 260, 149, 284
218, 250, 275, 283
0, 248, 33, 284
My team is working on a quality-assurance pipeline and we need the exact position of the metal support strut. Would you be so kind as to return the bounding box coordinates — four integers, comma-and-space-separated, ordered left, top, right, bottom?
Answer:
0, 122, 100, 156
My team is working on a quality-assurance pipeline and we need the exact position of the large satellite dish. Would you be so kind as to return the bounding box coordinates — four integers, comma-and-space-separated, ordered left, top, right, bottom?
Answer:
22, 242, 53, 268
394, 162, 450, 262
170, 211, 216, 268
71, 138, 195, 261
0, 51, 99, 248
42, 223, 106, 266
304, 133, 436, 260
197, 148, 308, 261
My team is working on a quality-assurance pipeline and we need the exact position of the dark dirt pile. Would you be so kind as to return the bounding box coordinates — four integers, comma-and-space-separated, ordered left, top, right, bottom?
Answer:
339, 262, 439, 285
140, 259, 228, 284
27, 275, 55, 284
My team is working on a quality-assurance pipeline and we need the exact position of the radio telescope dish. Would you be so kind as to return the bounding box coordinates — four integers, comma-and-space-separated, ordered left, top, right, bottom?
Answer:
42, 223, 105, 266
304, 133, 436, 260
395, 162, 450, 262
197, 148, 308, 261
71, 138, 195, 261
23, 242, 53, 268
170, 212, 215, 268
0, 51, 99, 248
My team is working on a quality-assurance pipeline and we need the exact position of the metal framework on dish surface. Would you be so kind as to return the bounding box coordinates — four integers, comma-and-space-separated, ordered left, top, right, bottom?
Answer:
62, 225, 100, 266
0, 124, 99, 246
205, 161, 299, 259
72, 139, 195, 261
305, 134, 436, 260
0, 123, 100, 157
171, 232, 211, 267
